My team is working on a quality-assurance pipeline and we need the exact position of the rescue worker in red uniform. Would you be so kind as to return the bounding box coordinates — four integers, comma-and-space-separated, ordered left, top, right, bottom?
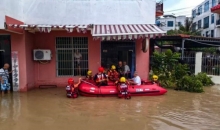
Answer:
107, 65, 119, 82
93, 67, 108, 86
86, 70, 93, 80
66, 78, 82, 98
115, 77, 131, 99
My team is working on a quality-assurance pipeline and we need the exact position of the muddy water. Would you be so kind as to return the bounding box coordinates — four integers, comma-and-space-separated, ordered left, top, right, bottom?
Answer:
1, 86, 220, 130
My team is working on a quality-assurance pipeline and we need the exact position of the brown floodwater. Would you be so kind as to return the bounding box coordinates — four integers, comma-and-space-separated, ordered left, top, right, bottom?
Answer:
1, 86, 220, 130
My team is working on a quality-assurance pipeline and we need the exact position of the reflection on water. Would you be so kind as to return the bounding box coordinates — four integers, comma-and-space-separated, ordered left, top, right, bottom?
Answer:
0, 94, 21, 122
1, 86, 220, 130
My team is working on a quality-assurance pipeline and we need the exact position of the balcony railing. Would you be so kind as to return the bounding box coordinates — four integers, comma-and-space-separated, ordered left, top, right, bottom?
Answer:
216, 19, 220, 25
156, 3, 163, 12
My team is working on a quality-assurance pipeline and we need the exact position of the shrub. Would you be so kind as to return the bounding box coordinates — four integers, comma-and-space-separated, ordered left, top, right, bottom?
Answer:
195, 72, 214, 86
176, 75, 204, 93
150, 49, 214, 93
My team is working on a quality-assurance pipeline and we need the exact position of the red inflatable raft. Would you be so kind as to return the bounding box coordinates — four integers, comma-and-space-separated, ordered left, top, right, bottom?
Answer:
78, 80, 167, 97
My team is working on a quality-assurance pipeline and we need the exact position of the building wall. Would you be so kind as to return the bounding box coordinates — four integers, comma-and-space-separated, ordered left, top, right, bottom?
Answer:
0, 30, 149, 90
1, 0, 157, 27
22, 0, 155, 25
156, 16, 187, 31
0, 30, 26, 91
25, 31, 35, 90
0, 0, 23, 29
0, 30, 36, 91
135, 39, 149, 79
33, 31, 100, 87
192, 0, 220, 37
33, 31, 149, 88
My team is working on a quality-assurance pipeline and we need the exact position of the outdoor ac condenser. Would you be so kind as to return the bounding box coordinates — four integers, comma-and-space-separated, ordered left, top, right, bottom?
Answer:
33, 49, 51, 60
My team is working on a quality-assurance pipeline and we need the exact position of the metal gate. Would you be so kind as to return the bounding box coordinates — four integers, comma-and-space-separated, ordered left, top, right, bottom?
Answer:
182, 51, 196, 74
55, 37, 88, 76
202, 52, 220, 75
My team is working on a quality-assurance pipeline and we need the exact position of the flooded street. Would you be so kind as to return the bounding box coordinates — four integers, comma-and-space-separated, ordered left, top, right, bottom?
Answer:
1, 86, 220, 130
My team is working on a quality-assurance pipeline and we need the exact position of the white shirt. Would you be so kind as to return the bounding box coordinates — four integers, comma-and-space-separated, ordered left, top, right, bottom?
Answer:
132, 76, 141, 85
124, 65, 130, 73
74, 53, 82, 63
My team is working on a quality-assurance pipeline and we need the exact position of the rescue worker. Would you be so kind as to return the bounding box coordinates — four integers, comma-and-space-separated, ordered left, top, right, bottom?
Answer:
93, 67, 108, 86
152, 75, 159, 84
66, 78, 82, 98
108, 65, 119, 82
115, 77, 131, 99
86, 70, 93, 80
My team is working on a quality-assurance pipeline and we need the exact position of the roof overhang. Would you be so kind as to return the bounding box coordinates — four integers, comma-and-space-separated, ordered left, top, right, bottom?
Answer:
7, 24, 93, 34
211, 4, 220, 14
4, 16, 24, 34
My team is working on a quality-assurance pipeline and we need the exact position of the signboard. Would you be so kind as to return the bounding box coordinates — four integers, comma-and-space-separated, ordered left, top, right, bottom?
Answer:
11, 51, 19, 91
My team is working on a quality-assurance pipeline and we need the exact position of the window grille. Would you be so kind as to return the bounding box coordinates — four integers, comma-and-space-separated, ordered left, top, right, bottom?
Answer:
55, 37, 88, 76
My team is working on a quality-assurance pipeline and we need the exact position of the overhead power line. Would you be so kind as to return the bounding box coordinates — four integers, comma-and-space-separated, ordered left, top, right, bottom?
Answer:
164, 1, 219, 13
164, 6, 196, 13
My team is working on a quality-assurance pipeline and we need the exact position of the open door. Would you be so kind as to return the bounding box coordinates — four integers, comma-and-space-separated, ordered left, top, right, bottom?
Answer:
101, 41, 136, 75
0, 35, 12, 91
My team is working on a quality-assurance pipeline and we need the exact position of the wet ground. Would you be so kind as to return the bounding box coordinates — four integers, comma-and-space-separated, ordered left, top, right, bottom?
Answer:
1, 86, 220, 130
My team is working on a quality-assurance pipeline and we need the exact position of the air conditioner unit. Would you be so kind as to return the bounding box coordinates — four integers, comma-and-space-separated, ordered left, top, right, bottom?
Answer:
33, 49, 51, 60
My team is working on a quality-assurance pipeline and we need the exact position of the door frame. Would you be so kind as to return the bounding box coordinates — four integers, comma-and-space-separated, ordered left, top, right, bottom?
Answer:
101, 40, 136, 75
0, 34, 13, 91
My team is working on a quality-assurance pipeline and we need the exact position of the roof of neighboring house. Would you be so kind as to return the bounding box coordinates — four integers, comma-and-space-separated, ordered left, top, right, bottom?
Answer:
151, 34, 220, 48
156, 34, 220, 41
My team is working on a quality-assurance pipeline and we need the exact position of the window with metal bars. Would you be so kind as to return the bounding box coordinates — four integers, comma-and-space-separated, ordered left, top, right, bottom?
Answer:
55, 37, 88, 76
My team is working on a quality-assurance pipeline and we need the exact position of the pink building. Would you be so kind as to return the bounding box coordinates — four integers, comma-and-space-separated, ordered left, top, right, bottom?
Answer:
0, 0, 166, 91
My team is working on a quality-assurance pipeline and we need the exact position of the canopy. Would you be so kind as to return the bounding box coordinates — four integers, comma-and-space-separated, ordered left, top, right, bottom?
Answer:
92, 24, 166, 40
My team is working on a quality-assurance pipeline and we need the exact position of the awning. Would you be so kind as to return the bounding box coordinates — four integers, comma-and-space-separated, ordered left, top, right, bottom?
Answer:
7, 24, 92, 33
211, 4, 220, 13
92, 24, 166, 40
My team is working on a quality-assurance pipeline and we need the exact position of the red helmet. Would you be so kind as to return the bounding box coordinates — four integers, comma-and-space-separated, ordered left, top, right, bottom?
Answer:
68, 78, 74, 85
98, 67, 104, 72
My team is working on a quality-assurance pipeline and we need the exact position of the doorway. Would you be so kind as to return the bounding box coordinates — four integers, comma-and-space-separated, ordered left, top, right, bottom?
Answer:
0, 35, 12, 91
101, 41, 136, 77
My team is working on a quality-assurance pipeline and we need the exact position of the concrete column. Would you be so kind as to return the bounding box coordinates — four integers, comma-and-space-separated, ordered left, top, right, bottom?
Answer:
181, 39, 185, 59
195, 52, 202, 75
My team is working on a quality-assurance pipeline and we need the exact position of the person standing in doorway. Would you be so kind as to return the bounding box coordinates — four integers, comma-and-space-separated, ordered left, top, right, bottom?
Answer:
0, 63, 11, 95
123, 61, 130, 78
117, 61, 124, 77
74, 49, 82, 76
